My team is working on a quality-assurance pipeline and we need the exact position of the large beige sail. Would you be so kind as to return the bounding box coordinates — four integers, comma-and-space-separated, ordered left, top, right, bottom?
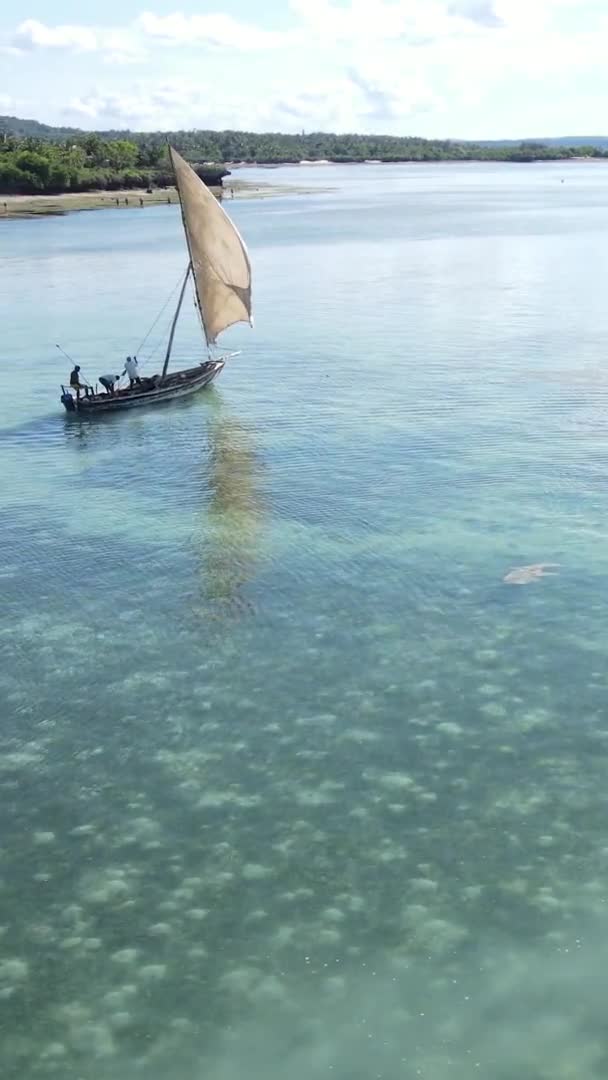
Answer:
169, 146, 253, 346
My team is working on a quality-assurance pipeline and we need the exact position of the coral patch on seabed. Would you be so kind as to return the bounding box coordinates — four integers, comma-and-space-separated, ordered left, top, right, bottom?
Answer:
503, 563, 560, 585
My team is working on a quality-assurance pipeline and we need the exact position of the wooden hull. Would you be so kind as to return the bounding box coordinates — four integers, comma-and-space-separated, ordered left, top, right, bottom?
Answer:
62, 361, 224, 415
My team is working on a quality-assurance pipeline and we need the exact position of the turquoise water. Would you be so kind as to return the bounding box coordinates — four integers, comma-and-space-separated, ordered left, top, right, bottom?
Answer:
3, 161, 608, 1077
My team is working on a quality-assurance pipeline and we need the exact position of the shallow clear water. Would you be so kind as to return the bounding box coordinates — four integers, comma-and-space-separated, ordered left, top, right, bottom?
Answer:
3, 161, 608, 1078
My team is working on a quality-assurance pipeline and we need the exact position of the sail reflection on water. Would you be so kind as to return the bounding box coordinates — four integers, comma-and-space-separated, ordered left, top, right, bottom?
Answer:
194, 405, 264, 618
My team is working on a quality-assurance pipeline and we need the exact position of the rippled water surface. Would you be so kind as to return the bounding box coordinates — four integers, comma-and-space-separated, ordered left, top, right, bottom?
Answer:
3, 161, 608, 1078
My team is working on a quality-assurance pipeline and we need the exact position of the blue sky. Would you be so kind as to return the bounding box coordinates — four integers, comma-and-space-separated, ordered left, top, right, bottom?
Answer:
1, 0, 607, 137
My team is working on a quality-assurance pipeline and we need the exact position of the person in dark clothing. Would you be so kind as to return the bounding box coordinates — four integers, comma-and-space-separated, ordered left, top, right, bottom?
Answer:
70, 364, 87, 401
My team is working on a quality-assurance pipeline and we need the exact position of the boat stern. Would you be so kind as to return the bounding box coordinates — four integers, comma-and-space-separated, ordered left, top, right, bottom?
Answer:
61, 387, 77, 412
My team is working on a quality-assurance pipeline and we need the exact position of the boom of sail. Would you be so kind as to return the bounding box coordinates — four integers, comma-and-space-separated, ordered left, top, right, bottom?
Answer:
169, 146, 253, 346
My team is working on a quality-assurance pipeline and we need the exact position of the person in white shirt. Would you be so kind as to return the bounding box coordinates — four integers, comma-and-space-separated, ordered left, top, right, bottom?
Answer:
122, 355, 141, 389
99, 373, 120, 396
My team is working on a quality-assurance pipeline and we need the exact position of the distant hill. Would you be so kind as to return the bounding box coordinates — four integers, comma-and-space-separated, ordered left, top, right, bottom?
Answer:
469, 136, 608, 150
0, 115, 82, 140
549, 136, 608, 148
3, 114, 608, 152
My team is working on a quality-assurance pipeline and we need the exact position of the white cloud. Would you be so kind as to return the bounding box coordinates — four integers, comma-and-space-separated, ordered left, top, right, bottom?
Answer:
290, 0, 415, 43
448, 1, 503, 26
271, 82, 358, 132
10, 19, 143, 63
7, 11, 290, 63
493, 0, 585, 30
348, 65, 438, 122
289, 0, 599, 47
13, 18, 98, 52
101, 30, 146, 65
288, 0, 496, 44
5, 1, 602, 63
64, 80, 242, 129
67, 91, 158, 123
135, 11, 289, 50
283, 0, 608, 126
62, 64, 440, 136
7, 1, 596, 74
0, 92, 15, 112
7, 0, 608, 139
268, 65, 438, 134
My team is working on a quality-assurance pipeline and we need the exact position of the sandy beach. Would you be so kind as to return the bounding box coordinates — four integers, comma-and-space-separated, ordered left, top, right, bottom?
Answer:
0, 178, 321, 219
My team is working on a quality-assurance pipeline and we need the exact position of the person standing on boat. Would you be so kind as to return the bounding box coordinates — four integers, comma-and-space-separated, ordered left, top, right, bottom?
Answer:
69, 364, 88, 401
122, 356, 141, 389
99, 373, 120, 396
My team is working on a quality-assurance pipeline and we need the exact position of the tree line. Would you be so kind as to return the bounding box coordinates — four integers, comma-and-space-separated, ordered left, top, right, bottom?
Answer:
0, 132, 229, 195
154, 130, 608, 165
1, 121, 606, 196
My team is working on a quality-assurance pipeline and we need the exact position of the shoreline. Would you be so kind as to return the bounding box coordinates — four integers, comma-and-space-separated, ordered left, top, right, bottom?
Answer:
0, 179, 319, 220
229, 156, 608, 168
2, 154, 599, 219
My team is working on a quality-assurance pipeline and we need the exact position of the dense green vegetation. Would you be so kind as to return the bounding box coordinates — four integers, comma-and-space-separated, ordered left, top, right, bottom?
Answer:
137, 130, 608, 165
0, 131, 227, 195
4, 115, 608, 151
1, 115, 607, 196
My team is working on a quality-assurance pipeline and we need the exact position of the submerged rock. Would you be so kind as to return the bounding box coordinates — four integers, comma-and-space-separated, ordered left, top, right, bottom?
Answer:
503, 563, 560, 585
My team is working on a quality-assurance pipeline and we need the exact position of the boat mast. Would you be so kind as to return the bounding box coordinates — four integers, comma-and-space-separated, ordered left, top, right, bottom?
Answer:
161, 263, 191, 382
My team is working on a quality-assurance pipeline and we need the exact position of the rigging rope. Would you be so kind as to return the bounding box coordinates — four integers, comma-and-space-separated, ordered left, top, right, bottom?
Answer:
133, 270, 187, 358
145, 314, 175, 364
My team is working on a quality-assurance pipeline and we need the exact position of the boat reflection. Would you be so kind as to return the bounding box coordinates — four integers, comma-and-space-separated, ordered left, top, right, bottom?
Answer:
194, 401, 264, 619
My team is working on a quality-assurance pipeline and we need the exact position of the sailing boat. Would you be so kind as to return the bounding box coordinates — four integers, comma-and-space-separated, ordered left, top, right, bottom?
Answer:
60, 146, 252, 415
